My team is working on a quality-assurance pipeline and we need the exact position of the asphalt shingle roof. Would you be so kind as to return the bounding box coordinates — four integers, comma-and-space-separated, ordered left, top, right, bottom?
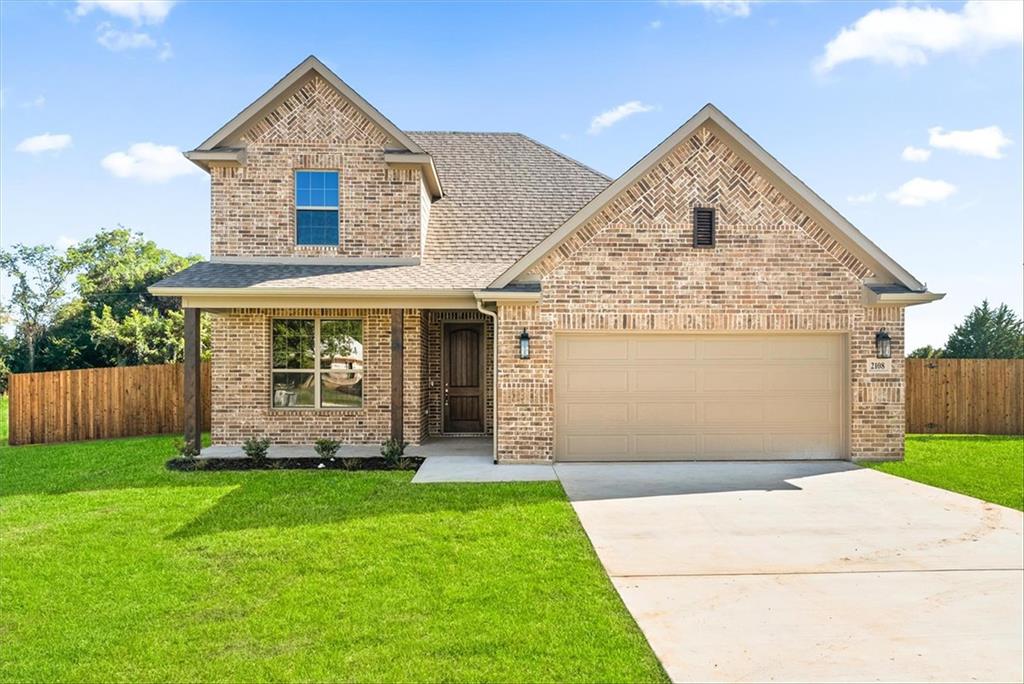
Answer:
152, 261, 508, 291
409, 132, 610, 263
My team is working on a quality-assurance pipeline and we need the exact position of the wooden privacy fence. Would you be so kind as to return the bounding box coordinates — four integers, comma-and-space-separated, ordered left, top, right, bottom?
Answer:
7, 363, 211, 446
906, 359, 1024, 435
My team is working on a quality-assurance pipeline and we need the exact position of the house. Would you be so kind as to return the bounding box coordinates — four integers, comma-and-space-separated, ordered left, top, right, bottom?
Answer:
150, 55, 943, 463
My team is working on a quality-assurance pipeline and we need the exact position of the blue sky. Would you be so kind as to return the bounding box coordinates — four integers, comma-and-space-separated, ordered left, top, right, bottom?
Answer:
1, 0, 1021, 350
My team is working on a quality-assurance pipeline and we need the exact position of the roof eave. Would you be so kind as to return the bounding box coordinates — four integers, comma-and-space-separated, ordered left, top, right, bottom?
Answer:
383, 151, 444, 199
861, 286, 945, 307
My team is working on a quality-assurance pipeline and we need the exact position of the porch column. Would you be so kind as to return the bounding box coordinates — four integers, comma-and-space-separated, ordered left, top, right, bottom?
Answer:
390, 309, 404, 442
183, 307, 202, 455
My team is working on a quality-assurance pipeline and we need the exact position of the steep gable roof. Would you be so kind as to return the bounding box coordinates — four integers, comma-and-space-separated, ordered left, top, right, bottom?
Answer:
192, 55, 425, 154
490, 104, 927, 292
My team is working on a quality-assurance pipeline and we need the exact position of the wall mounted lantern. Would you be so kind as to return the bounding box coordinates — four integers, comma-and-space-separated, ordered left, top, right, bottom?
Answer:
518, 328, 531, 360
875, 329, 892, 359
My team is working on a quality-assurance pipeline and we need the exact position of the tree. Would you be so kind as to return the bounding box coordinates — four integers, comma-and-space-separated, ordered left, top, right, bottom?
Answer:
0, 244, 82, 372
90, 306, 211, 366
908, 345, 944, 359
944, 300, 1024, 359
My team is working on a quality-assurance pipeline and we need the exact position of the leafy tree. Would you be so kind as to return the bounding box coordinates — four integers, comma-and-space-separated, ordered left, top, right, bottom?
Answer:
90, 307, 211, 366
0, 244, 82, 371
908, 345, 944, 359
944, 300, 1024, 359
1, 228, 207, 372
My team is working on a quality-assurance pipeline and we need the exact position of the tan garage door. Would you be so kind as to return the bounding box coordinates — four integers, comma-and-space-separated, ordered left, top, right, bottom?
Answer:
554, 333, 845, 461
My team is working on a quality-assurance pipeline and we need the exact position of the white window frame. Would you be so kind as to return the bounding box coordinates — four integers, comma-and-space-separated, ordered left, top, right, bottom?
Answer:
294, 169, 340, 247
270, 316, 363, 411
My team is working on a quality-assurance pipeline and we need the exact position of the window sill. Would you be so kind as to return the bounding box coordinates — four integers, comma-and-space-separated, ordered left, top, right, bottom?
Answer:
269, 407, 364, 414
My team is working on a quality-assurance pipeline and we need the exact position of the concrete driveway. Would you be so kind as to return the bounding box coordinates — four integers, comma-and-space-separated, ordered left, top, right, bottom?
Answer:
556, 462, 1024, 683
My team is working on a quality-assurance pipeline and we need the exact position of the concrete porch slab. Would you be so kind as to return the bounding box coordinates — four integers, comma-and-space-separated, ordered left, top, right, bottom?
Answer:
412, 455, 556, 483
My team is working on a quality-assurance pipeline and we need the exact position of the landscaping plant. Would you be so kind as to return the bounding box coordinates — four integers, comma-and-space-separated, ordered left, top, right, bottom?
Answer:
380, 437, 408, 468
242, 436, 270, 464
314, 438, 341, 459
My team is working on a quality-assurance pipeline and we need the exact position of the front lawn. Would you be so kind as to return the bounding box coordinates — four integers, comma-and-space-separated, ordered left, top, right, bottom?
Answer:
867, 434, 1024, 511
0, 435, 666, 683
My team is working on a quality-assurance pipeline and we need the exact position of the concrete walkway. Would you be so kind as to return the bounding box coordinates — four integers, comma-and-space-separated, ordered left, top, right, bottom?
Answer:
556, 461, 1024, 683
411, 437, 556, 483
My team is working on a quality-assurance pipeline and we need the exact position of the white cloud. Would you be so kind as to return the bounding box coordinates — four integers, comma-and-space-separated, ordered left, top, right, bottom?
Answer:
157, 42, 173, 61
847, 191, 877, 204
97, 24, 156, 50
886, 178, 957, 206
814, 0, 1022, 74
928, 125, 1012, 159
677, 1, 752, 18
588, 101, 655, 135
75, 0, 175, 25
16, 133, 73, 154
901, 146, 932, 162
650, 19, 663, 29
101, 142, 197, 182
21, 95, 46, 109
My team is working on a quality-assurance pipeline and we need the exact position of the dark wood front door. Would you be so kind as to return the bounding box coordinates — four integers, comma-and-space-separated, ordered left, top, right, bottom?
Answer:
443, 323, 484, 433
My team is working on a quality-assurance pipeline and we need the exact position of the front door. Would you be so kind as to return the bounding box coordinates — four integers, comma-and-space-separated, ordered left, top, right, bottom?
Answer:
443, 322, 484, 433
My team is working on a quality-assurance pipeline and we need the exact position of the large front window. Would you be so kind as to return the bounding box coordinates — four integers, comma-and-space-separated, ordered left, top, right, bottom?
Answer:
295, 170, 339, 246
271, 318, 363, 409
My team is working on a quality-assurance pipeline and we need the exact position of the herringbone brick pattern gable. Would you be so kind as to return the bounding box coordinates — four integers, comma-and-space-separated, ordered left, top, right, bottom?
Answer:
528, 125, 873, 281
244, 76, 393, 148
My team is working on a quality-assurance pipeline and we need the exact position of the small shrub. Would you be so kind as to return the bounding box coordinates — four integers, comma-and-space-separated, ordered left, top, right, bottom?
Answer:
314, 438, 341, 459
173, 437, 200, 459
398, 456, 418, 471
380, 437, 408, 468
242, 436, 271, 464
341, 457, 362, 471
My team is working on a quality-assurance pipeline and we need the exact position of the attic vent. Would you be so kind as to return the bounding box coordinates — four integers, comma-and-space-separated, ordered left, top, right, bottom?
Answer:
693, 207, 716, 248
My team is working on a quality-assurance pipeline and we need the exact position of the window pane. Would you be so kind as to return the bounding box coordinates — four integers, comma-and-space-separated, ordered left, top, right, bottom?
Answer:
320, 373, 362, 408
295, 171, 338, 208
272, 319, 314, 369
319, 319, 363, 369
296, 210, 339, 245
272, 372, 315, 408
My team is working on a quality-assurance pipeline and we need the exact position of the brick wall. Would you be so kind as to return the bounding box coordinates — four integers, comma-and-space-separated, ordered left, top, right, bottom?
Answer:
210, 308, 430, 446
210, 75, 422, 259
496, 124, 906, 462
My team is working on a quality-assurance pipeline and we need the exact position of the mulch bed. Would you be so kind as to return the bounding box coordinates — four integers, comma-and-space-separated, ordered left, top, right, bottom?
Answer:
166, 457, 424, 472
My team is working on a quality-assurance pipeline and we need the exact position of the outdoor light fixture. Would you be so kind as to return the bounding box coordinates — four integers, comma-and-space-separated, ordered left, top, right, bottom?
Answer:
875, 329, 892, 359
518, 328, 531, 360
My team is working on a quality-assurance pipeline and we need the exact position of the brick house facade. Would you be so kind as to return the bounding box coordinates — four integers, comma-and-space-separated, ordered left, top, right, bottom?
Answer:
152, 56, 940, 462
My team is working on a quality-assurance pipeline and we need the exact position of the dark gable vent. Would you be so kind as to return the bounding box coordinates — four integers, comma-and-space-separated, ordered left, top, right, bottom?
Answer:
693, 207, 716, 248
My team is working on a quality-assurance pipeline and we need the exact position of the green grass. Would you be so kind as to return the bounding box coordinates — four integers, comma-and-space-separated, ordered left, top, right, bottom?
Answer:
0, 434, 666, 683
867, 434, 1024, 510
0, 395, 7, 444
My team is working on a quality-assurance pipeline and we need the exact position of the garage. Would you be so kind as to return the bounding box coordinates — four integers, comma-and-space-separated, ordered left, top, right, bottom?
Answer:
554, 333, 846, 461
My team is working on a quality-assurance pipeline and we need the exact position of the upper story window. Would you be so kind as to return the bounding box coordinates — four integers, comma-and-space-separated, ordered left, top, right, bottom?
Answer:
295, 170, 339, 246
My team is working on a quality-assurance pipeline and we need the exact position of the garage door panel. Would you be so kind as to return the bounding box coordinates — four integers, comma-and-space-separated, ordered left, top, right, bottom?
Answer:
635, 434, 699, 457
634, 368, 697, 392
564, 368, 628, 393
702, 338, 767, 360
564, 402, 629, 426
635, 338, 697, 360
704, 401, 764, 425
703, 368, 765, 392
560, 337, 628, 362
555, 333, 845, 461
765, 367, 835, 392
764, 398, 837, 425
564, 434, 629, 459
635, 402, 698, 426
768, 337, 835, 360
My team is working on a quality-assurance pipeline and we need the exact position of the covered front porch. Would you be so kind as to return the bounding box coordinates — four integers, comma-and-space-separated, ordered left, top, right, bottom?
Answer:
178, 305, 497, 457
